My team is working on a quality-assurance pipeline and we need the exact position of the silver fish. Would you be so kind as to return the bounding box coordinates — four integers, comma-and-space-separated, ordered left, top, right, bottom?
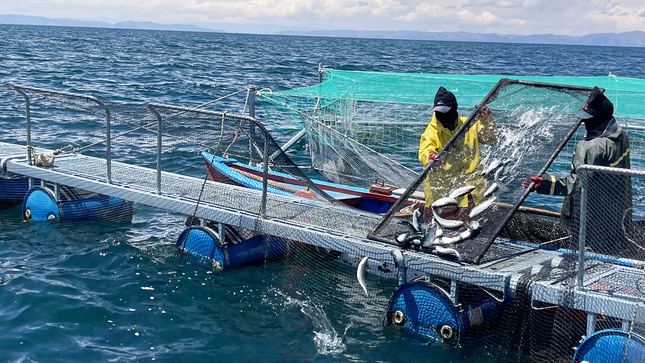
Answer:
432, 208, 464, 229
396, 233, 408, 243
431, 197, 458, 208
412, 207, 421, 232
432, 228, 473, 246
494, 164, 509, 192
357, 256, 369, 297
481, 159, 502, 175
469, 197, 497, 219
434, 246, 461, 260
483, 183, 498, 197
448, 185, 476, 200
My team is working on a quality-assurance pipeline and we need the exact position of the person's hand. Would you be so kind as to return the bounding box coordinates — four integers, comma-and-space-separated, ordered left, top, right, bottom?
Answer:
476, 104, 492, 120
427, 152, 444, 166
521, 176, 543, 192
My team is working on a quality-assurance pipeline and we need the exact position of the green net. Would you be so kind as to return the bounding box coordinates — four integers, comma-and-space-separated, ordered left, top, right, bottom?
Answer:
258, 69, 645, 191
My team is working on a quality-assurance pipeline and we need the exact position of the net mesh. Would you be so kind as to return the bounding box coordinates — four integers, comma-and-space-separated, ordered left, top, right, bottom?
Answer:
258, 69, 645, 189
4, 71, 645, 362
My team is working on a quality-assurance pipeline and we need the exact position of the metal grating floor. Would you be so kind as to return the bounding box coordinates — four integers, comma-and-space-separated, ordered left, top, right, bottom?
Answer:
4, 141, 645, 326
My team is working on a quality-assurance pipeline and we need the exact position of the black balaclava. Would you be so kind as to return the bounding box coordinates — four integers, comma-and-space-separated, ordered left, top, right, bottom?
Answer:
578, 86, 614, 136
433, 86, 459, 131
435, 109, 459, 130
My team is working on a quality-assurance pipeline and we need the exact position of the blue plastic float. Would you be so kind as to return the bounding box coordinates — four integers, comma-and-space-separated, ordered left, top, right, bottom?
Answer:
176, 225, 287, 270
386, 282, 505, 345
22, 186, 133, 221
0, 176, 31, 206
573, 329, 645, 363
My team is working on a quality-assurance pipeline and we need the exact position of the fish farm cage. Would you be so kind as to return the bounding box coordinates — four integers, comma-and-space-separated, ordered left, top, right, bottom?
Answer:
2, 70, 645, 362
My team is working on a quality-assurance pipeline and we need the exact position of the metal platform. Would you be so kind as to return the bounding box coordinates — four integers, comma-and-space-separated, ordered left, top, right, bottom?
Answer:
0, 141, 536, 279
3, 141, 644, 335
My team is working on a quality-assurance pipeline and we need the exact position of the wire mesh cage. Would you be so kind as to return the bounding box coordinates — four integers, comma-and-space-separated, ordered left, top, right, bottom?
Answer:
4, 72, 645, 362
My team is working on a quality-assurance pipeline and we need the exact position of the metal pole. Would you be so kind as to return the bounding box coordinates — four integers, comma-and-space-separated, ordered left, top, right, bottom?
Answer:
247, 86, 257, 165
14, 88, 32, 165
270, 128, 307, 160
105, 108, 112, 184
260, 134, 269, 218
248, 86, 256, 118
318, 64, 324, 84
218, 222, 226, 246
147, 104, 163, 194
577, 169, 589, 289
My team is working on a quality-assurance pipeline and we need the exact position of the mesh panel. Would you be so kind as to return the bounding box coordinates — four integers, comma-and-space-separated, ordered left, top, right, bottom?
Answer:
364, 79, 594, 262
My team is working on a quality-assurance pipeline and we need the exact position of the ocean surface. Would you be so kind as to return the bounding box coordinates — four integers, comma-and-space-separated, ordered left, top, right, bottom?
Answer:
1, 24, 645, 362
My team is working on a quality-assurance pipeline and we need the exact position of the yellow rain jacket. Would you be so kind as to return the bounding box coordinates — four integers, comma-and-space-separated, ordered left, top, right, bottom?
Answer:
418, 113, 497, 207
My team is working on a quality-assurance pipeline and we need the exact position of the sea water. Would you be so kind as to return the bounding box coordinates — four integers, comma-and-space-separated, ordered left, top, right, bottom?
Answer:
1, 24, 645, 362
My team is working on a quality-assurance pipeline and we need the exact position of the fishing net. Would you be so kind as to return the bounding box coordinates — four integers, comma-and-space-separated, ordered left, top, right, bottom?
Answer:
257, 69, 645, 190
4, 72, 645, 362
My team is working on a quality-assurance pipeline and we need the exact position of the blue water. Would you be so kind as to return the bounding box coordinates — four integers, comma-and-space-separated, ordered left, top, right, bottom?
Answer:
1, 24, 645, 362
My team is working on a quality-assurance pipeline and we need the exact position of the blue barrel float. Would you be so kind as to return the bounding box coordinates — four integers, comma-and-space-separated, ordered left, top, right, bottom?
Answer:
22, 185, 133, 221
0, 175, 31, 207
386, 282, 504, 345
573, 329, 645, 363
176, 225, 287, 271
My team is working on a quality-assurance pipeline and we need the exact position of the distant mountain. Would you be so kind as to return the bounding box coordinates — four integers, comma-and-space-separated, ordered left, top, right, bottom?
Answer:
0, 14, 111, 28
276, 29, 645, 47
2, 14, 644, 47
0, 14, 222, 33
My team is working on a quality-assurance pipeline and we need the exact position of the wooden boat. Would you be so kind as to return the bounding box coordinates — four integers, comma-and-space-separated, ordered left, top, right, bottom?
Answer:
201, 151, 424, 214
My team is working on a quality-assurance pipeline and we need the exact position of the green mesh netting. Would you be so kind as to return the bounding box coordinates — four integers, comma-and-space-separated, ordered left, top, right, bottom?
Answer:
258, 69, 645, 191
272, 69, 645, 117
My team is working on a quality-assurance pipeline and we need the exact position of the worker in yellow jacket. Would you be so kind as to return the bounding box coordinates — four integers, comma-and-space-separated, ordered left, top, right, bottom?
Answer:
419, 87, 497, 208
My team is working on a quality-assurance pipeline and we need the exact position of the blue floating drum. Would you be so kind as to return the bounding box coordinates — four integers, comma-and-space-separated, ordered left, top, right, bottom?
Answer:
176, 225, 287, 271
0, 175, 31, 206
573, 329, 645, 363
22, 185, 133, 222
386, 281, 505, 345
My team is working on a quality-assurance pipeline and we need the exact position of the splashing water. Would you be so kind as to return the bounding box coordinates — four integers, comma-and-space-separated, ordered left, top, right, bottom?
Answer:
286, 296, 349, 355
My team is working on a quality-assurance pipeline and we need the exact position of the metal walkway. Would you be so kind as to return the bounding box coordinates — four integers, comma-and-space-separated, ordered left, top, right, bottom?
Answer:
2, 140, 644, 333
2, 82, 644, 338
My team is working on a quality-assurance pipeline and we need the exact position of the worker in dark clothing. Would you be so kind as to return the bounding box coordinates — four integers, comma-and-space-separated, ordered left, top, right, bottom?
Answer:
522, 86, 631, 254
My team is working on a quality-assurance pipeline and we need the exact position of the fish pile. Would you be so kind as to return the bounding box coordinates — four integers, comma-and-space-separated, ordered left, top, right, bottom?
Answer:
395, 159, 509, 261
357, 159, 508, 295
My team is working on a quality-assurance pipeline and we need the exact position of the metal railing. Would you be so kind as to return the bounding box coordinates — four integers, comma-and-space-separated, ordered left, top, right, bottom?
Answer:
576, 163, 645, 288
11, 85, 113, 182
8, 85, 277, 215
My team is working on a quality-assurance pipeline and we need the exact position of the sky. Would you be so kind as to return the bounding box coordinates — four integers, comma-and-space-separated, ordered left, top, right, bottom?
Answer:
2, 0, 645, 36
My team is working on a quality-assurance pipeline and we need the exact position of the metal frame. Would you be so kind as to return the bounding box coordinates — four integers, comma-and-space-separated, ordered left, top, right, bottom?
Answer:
576, 164, 645, 288
3, 82, 645, 340
11, 85, 113, 183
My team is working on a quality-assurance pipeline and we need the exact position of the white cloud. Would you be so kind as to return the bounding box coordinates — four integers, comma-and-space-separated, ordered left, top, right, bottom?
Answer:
1, 0, 644, 35
456, 9, 500, 25
585, 1, 645, 32
396, 3, 446, 22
